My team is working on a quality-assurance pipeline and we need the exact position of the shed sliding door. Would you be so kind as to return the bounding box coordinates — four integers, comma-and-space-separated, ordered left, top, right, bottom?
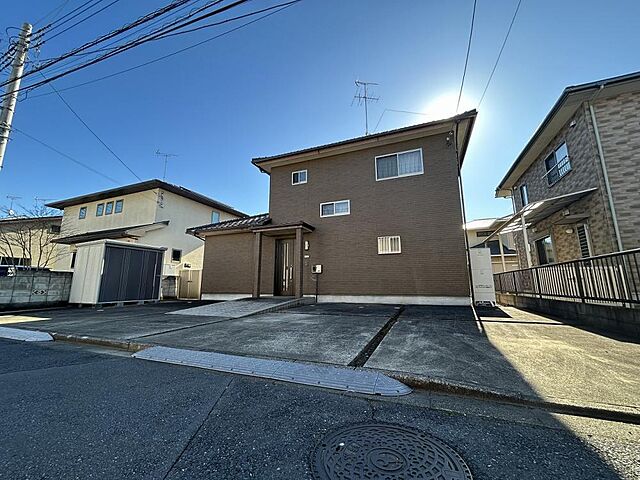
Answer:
98, 245, 162, 303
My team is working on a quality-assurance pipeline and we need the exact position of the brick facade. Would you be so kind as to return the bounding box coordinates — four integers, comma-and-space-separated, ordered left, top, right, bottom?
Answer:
509, 90, 640, 267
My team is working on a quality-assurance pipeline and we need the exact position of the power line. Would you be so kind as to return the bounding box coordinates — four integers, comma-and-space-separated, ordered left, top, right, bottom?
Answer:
38, 0, 109, 36
478, 0, 523, 107
40, 72, 142, 181
26, 2, 299, 100
34, 0, 71, 27
456, 0, 477, 114
35, 0, 104, 32
44, 0, 122, 44
11, 126, 121, 184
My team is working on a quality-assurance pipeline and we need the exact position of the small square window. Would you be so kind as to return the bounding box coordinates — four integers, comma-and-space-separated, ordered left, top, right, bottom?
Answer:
171, 249, 182, 262
211, 211, 220, 223
78, 207, 87, 219
292, 170, 307, 185
115, 199, 123, 213
96, 203, 104, 216
49, 225, 61, 234
378, 236, 402, 254
105, 201, 114, 215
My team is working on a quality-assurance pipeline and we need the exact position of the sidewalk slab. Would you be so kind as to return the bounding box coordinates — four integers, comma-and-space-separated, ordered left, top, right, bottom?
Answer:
133, 346, 411, 396
0, 326, 52, 342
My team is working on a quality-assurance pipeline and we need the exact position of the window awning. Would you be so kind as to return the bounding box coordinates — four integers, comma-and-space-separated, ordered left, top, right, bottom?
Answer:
482, 188, 597, 243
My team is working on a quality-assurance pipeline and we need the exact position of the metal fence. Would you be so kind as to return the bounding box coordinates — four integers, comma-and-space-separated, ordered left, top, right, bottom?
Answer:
494, 248, 640, 307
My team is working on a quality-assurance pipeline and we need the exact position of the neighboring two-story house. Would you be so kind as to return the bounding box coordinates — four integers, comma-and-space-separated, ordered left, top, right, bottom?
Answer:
493, 71, 640, 267
46, 179, 246, 297
188, 111, 477, 305
0, 215, 63, 270
465, 217, 518, 274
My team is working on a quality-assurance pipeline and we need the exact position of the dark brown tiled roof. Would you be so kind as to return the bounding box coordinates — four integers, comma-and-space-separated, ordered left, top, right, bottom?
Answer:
187, 214, 271, 235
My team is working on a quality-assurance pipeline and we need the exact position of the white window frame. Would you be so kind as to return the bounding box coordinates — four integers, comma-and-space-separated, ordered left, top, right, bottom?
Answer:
291, 169, 308, 185
377, 236, 402, 255
320, 200, 350, 218
375, 148, 424, 181
541, 142, 571, 186
78, 206, 87, 219
576, 224, 593, 258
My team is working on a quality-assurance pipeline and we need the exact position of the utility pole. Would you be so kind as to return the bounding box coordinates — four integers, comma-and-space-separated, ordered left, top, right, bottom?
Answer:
155, 149, 178, 181
353, 80, 379, 135
0, 23, 32, 171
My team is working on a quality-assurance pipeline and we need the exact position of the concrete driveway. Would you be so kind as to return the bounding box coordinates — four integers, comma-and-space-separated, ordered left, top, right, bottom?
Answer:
2, 301, 639, 416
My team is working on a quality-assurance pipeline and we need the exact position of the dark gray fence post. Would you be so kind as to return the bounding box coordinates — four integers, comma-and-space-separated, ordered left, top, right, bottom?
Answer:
574, 262, 585, 303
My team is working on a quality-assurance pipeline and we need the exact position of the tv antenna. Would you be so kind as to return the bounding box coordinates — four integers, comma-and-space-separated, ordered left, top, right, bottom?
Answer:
155, 150, 178, 181
6, 195, 21, 216
35, 197, 53, 206
353, 80, 379, 135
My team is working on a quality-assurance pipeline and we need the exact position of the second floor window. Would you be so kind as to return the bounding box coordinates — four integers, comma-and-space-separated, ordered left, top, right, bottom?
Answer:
520, 184, 529, 206
544, 142, 571, 185
78, 206, 87, 219
211, 211, 220, 223
375, 149, 423, 181
96, 203, 104, 216
105, 201, 114, 215
292, 170, 307, 185
115, 199, 124, 213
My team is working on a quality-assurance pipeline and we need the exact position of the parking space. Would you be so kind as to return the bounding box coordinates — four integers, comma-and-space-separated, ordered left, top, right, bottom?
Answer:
0, 302, 227, 340
139, 306, 393, 365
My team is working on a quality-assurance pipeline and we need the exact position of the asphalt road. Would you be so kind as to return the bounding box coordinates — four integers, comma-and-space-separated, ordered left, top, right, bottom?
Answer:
1, 339, 638, 479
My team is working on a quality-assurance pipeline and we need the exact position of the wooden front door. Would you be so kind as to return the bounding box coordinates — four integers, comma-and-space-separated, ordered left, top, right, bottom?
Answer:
275, 238, 295, 296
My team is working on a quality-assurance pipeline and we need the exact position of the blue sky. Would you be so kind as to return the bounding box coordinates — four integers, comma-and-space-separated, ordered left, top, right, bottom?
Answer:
1, 0, 638, 220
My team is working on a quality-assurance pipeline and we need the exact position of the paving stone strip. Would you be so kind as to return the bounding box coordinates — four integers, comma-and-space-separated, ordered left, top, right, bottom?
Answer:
166, 297, 313, 318
0, 326, 53, 342
133, 346, 412, 397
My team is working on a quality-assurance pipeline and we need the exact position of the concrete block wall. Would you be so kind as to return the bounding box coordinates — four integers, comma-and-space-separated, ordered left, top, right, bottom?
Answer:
0, 271, 72, 309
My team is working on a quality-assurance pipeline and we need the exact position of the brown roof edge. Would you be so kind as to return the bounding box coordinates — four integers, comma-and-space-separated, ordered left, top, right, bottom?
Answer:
46, 179, 247, 218
251, 110, 478, 172
496, 70, 640, 195
186, 213, 271, 237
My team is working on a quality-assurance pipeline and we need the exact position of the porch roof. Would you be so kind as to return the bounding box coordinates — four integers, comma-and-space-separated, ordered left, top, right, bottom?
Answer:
482, 187, 597, 242
251, 221, 315, 235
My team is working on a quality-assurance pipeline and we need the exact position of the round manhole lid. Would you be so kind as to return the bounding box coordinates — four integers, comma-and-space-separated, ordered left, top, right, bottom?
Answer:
311, 422, 472, 480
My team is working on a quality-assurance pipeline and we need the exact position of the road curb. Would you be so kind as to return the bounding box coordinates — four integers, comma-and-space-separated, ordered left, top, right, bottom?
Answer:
51, 332, 151, 352
385, 370, 640, 425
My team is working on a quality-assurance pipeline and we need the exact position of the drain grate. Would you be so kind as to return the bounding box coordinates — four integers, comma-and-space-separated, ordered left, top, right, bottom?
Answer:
311, 422, 472, 480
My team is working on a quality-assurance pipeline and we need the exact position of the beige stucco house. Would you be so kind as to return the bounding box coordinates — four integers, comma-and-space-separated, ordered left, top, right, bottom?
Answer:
465, 217, 519, 274
47, 179, 246, 297
0, 215, 63, 270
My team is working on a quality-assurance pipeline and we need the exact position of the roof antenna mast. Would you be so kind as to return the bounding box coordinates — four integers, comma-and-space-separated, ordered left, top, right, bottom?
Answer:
353, 80, 379, 135
155, 150, 178, 181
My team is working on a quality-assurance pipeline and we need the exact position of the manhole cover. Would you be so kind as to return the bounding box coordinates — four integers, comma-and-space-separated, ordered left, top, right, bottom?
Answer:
311, 422, 472, 480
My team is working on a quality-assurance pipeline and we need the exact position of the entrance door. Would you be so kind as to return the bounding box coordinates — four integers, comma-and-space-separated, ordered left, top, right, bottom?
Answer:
275, 238, 295, 296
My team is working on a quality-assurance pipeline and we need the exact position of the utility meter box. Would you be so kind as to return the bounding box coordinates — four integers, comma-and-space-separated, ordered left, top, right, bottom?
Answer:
469, 247, 496, 305
311, 264, 323, 274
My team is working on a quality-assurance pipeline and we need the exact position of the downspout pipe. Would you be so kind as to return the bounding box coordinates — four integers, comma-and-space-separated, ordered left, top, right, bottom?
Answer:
588, 102, 623, 252
455, 121, 475, 306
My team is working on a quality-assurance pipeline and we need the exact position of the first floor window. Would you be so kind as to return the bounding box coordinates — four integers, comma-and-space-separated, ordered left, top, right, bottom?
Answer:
378, 236, 402, 254
115, 199, 124, 213
105, 201, 114, 215
535, 235, 556, 265
96, 203, 104, 216
291, 170, 307, 185
211, 211, 220, 223
70, 252, 76, 269
320, 200, 350, 217
375, 149, 423, 180
79, 206, 87, 219
576, 224, 592, 258
171, 249, 182, 262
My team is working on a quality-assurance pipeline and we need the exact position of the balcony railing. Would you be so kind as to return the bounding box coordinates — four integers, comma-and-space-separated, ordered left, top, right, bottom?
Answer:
494, 248, 640, 307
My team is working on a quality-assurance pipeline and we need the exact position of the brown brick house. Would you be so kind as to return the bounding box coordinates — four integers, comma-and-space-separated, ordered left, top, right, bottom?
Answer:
188, 111, 477, 305
493, 71, 640, 267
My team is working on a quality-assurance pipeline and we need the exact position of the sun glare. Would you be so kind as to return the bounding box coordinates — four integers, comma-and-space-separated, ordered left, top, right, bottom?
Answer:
420, 92, 475, 121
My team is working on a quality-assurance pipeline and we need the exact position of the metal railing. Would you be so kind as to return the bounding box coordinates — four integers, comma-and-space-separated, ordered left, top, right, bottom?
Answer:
494, 248, 640, 306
